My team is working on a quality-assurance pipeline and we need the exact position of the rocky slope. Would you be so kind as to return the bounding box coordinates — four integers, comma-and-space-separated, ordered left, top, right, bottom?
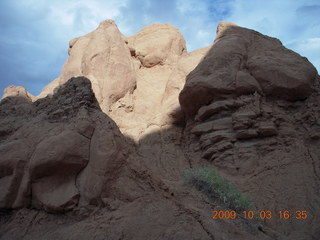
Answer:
0, 21, 319, 240
180, 22, 320, 239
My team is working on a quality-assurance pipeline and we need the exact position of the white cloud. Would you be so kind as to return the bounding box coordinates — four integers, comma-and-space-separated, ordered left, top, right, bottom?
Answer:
224, 0, 320, 72
286, 38, 320, 72
227, 0, 297, 38
44, 0, 127, 42
288, 38, 320, 52
176, 0, 207, 14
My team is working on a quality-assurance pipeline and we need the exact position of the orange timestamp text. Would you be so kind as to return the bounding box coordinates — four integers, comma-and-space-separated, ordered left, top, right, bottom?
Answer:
212, 210, 308, 220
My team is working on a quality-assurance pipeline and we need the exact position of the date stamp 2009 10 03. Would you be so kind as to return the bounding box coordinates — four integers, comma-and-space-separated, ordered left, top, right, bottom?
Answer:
212, 210, 308, 220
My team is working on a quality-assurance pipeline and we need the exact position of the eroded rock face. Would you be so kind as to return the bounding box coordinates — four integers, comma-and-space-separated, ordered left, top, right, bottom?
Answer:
179, 22, 318, 117
29, 130, 89, 212
182, 88, 320, 238
32, 21, 203, 141
2, 85, 34, 102
107, 23, 208, 140
0, 77, 129, 212
179, 23, 320, 240
126, 23, 186, 67
1, 76, 266, 240
37, 20, 136, 112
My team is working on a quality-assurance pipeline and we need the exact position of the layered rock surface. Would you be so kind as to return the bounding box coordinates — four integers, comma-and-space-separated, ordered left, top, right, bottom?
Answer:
1, 21, 320, 240
180, 22, 320, 239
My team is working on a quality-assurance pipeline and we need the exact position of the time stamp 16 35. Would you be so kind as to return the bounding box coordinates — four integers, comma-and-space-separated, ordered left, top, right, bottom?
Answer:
212, 210, 308, 220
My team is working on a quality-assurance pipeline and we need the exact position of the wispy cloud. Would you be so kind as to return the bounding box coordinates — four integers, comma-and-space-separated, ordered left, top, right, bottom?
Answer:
225, 0, 320, 70
0, 0, 319, 96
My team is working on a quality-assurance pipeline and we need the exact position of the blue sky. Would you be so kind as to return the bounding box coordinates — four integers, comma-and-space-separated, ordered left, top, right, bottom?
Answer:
0, 0, 319, 97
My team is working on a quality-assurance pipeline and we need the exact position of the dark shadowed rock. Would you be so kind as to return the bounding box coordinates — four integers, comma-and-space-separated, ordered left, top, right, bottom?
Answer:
179, 22, 317, 117
179, 22, 320, 240
0, 77, 128, 212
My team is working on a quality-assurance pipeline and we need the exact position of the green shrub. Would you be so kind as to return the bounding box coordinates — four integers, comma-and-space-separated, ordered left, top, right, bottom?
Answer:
183, 167, 254, 212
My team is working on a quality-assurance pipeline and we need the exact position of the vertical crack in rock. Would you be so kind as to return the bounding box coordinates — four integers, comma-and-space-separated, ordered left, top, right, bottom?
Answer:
74, 128, 95, 205
307, 149, 320, 195
22, 211, 39, 238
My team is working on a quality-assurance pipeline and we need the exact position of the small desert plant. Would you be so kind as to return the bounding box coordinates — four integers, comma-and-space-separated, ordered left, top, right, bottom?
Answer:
183, 167, 253, 212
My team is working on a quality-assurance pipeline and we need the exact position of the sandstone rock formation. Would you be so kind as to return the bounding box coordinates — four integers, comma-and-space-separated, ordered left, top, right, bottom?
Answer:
34, 20, 208, 141
0, 21, 320, 240
126, 23, 186, 68
0, 77, 129, 212
179, 22, 320, 240
37, 20, 136, 113
179, 22, 317, 117
2, 85, 34, 102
